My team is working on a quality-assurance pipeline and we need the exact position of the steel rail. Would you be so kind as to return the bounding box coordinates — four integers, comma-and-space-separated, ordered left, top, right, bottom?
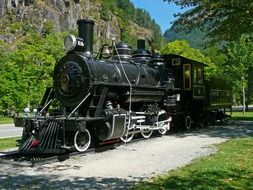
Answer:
0, 133, 162, 167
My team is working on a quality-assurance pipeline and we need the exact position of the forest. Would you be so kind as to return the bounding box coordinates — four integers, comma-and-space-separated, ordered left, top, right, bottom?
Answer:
0, 0, 253, 115
163, 0, 253, 111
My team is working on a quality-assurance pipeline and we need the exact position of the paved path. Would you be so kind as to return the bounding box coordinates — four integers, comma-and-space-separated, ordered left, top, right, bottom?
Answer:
0, 124, 22, 139
0, 121, 253, 189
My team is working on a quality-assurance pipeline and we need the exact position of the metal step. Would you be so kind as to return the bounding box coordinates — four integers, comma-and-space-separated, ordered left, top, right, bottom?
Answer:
60, 145, 73, 150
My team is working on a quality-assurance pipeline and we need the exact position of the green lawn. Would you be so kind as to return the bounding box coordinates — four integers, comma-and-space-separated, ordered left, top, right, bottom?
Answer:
0, 117, 14, 124
0, 137, 19, 151
134, 136, 253, 190
231, 111, 253, 121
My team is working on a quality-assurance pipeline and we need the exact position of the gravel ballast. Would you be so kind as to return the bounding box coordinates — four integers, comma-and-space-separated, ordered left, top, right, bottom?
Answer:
1, 120, 253, 189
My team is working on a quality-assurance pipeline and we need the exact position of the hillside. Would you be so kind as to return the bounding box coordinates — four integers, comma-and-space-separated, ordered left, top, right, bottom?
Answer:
163, 23, 206, 49
0, 0, 162, 50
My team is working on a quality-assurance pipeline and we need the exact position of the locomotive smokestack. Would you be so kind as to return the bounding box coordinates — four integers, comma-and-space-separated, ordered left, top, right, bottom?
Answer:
77, 19, 94, 55
137, 39, 145, 49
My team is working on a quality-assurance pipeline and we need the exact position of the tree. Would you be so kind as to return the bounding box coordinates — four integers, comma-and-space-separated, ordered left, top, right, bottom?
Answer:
163, 0, 253, 42
116, 0, 135, 21
202, 46, 227, 78
224, 35, 253, 112
101, 0, 117, 21
0, 32, 66, 113
148, 19, 163, 51
160, 40, 219, 79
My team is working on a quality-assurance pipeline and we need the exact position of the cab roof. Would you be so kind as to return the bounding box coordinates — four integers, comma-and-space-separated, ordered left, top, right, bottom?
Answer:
163, 54, 208, 67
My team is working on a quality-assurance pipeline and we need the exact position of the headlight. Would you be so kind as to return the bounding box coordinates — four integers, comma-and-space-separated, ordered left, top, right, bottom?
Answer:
64, 34, 77, 52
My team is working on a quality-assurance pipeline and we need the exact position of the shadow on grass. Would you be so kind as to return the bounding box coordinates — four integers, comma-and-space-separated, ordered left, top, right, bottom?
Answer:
169, 120, 253, 139
0, 174, 141, 189
138, 168, 253, 190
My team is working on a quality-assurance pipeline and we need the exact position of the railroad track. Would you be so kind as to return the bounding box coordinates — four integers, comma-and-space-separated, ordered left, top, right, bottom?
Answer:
0, 121, 224, 167
0, 134, 160, 167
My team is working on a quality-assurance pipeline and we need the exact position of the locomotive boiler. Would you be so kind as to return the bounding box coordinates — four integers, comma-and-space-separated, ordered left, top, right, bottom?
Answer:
14, 19, 174, 153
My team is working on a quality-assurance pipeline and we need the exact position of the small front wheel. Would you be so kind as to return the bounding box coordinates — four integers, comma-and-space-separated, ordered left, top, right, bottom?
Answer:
74, 129, 91, 152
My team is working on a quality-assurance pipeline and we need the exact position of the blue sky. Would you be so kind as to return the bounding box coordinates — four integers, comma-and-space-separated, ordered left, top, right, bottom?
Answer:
130, 0, 192, 34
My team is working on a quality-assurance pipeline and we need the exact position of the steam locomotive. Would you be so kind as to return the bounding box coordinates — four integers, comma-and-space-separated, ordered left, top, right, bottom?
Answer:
14, 19, 232, 154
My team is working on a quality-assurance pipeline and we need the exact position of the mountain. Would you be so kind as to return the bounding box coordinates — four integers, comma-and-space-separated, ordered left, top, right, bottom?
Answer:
163, 22, 207, 49
0, 0, 163, 50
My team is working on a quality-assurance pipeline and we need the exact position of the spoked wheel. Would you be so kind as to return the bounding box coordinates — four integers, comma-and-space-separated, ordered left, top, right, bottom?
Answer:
158, 128, 167, 135
141, 129, 153, 139
158, 123, 169, 135
185, 115, 192, 130
120, 130, 134, 143
74, 129, 91, 152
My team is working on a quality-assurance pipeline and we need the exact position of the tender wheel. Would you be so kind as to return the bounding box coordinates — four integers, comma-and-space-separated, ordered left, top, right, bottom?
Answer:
185, 115, 192, 130
141, 129, 153, 139
74, 129, 91, 152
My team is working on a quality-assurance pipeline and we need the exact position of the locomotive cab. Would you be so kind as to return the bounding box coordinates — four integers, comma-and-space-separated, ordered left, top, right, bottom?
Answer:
163, 54, 206, 98
163, 54, 207, 129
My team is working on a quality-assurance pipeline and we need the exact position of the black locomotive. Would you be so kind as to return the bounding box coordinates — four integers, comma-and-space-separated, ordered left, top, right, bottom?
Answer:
14, 19, 232, 154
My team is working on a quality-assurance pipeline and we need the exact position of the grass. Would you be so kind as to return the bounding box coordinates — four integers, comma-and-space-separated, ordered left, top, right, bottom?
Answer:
231, 111, 253, 121
134, 136, 253, 190
0, 137, 19, 151
0, 117, 14, 124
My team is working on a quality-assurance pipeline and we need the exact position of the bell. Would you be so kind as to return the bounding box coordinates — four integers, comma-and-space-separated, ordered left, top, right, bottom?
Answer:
102, 45, 112, 58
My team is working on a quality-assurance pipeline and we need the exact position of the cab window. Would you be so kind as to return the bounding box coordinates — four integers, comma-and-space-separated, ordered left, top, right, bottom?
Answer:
197, 68, 204, 84
193, 67, 204, 84
183, 64, 191, 90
